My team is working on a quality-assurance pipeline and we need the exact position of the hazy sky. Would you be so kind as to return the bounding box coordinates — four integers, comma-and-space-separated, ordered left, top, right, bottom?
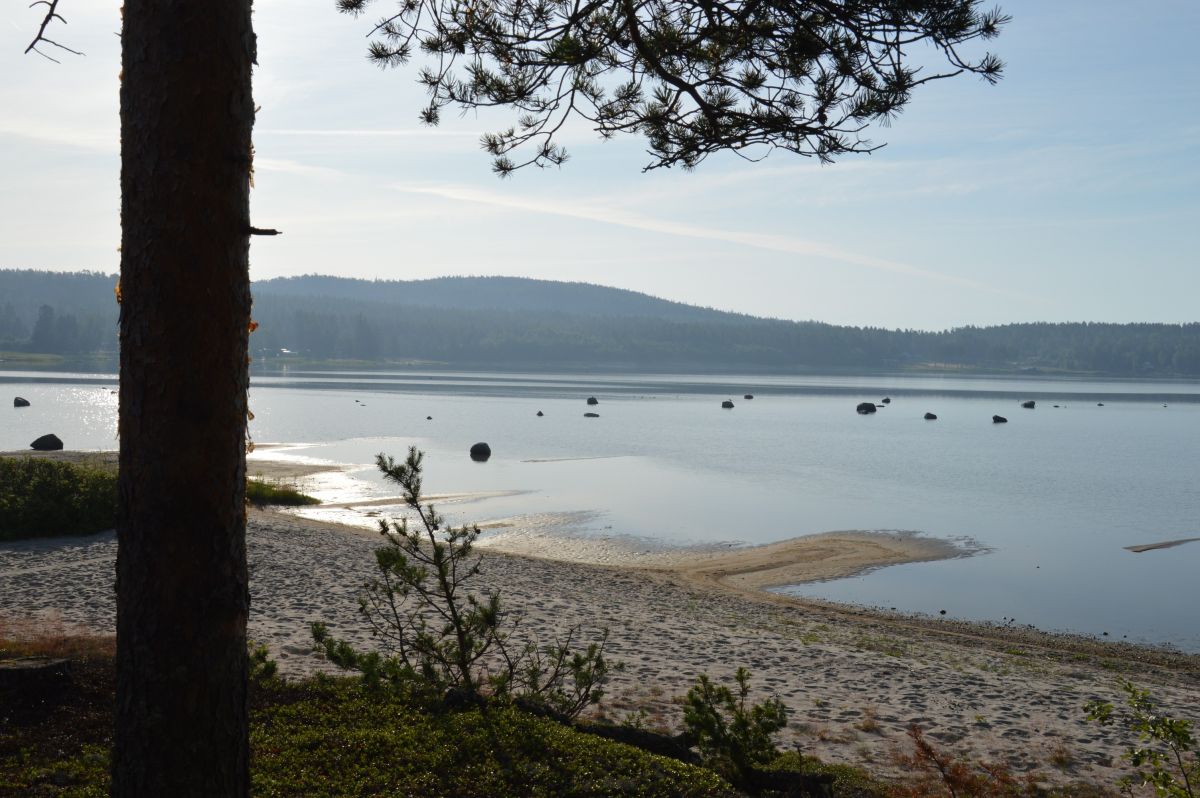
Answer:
3, 1, 1197, 329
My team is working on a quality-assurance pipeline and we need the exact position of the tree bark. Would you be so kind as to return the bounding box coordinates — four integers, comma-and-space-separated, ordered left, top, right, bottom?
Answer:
115, 1, 255, 795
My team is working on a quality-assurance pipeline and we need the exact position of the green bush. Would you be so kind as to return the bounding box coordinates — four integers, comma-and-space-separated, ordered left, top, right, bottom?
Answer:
681, 667, 788, 784
314, 447, 612, 719
1087, 680, 1198, 797
0, 458, 118, 540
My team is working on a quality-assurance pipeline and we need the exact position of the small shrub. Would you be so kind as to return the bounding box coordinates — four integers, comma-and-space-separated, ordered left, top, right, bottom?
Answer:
312, 447, 613, 720
890, 725, 1040, 797
1086, 680, 1198, 797
681, 667, 788, 784
0, 457, 117, 540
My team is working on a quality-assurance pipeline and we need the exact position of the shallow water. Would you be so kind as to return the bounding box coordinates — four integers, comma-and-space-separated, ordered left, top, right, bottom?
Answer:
3, 367, 1198, 650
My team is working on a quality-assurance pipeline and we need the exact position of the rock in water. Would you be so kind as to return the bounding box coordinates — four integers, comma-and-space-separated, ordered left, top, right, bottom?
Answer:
586, 397, 599, 406
13, 397, 30, 407
992, 415, 1008, 424
924, 412, 938, 420
856, 402, 877, 415
469, 442, 491, 462
721, 400, 735, 409
881, 397, 891, 404
584, 412, 600, 418
536, 411, 544, 417
1021, 400, 1036, 409
30, 434, 64, 451
743, 394, 754, 400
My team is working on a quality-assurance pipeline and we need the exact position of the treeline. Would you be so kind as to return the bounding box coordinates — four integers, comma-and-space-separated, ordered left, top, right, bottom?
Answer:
0, 270, 119, 354
3, 269, 1200, 376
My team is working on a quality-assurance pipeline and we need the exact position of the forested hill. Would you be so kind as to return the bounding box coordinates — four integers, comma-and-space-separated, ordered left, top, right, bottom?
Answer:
3, 269, 1200, 376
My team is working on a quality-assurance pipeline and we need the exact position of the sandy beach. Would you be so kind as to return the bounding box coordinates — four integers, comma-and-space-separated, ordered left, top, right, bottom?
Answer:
3, 453, 1199, 789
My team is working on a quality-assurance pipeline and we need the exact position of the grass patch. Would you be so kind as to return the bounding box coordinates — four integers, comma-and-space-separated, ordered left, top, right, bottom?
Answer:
246, 478, 320, 507
1, 643, 733, 798
0, 458, 318, 541
0, 458, 117, 541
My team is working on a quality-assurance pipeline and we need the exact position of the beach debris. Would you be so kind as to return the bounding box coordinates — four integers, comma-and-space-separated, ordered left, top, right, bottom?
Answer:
992, 415, 1008, 424
924, 412, 938, 420
30, 433, 64, 451
743, 394, 754, 400
586, 396, 599, 406
856, 402, 877, 415
584, 412, 600, 418
536, 410, 544, 416
1021, 400, 1035, 409
13, 396, 30, 407
469, 442, 491, 462
881, 397, 891, 404
721, 400, 735, 409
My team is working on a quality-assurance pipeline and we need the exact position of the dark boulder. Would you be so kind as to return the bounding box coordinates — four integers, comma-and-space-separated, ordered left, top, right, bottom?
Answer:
469, 442, 491, 462
426, 416, 433, 420
536, 410, 544, 417
856, 402, 877, 415
586, 397, 599, 406
1097, 402, 1104, 406
881, 397, 891, 404
13, 397, 30, 408
721, 400, 735, 409
924, 412, 938, 420
992, 415, 1008, 424
1021, 400, 1035, 409
743, 394, 754, 400
584, 412, 600, 418
30, 434, 64, 451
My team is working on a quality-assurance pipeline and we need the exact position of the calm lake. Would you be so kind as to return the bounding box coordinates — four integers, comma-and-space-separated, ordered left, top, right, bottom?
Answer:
4, 367, 1199, 651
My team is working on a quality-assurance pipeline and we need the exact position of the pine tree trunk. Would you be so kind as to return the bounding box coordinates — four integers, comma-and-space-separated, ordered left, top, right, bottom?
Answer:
115, 1, 255, 795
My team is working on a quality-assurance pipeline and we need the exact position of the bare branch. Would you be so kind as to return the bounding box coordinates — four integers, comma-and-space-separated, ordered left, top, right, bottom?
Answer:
25, 0, 84, 61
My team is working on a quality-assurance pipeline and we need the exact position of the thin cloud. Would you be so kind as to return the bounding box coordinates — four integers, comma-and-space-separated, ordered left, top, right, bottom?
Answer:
393, 182, 1030, 299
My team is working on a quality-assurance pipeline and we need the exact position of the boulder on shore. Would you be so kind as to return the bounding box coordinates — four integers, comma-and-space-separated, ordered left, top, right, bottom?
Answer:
992, 415, 1008, 424
881, 397, 891, 404
856, 402, 877, 415
13, 397, 30, 408
743, 394, 754, 400
469, 442, 491, 462
924, 412, 938, 420
30, 434, 64, 451
586, 397, 599, 406
721, 400, 735, 409
1021, 400, 1036, 409
536, 410, 544, 417
584, 412, 600, 418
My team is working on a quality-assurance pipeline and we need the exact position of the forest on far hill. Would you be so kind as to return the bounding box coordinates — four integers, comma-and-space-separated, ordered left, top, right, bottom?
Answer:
3, 269, 1200, 376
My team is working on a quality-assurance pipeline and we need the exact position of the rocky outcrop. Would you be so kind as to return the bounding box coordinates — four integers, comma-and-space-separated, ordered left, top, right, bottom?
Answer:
469, 442, 491, 461
721, 400, 735, 409
584, 412, 600, 418
1021, 400, 1035, 409
536, 411, 544, 417
881, 397, 891, 404
743, 394, 754, 400
992, 415, 1007, 424
13, 397, 30, 407
924, 412, 938, 420
30, 434, 64, 451
856, 402, 877, 415
586, 397, 599, 406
